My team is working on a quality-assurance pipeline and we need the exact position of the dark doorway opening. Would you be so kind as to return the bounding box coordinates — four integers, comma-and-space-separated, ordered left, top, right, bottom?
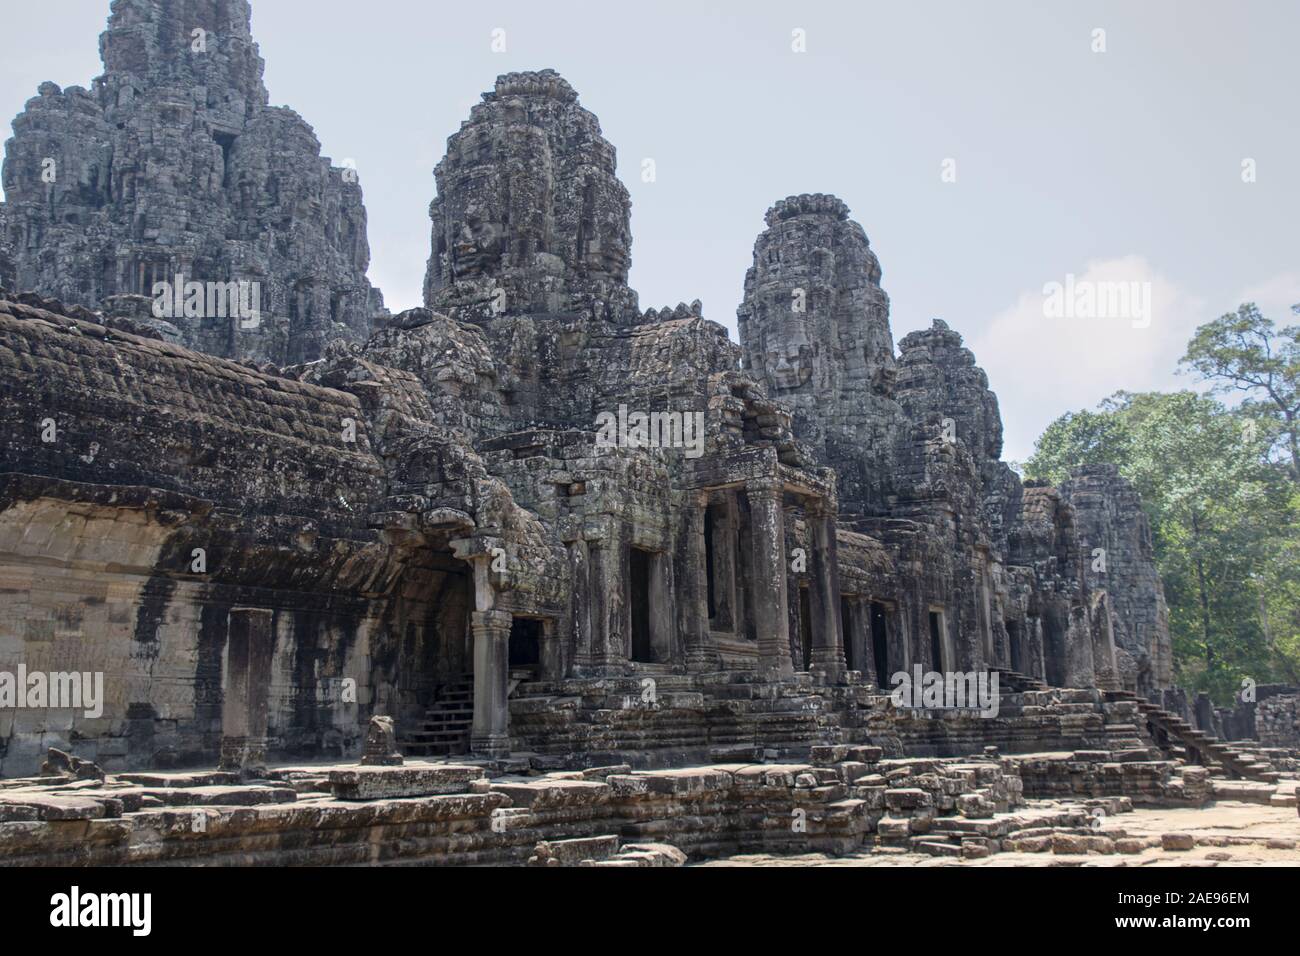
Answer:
1007, 620, 1023, 672
704, 507, 717, 619
213, 131, 236, 188
871, 602, 890, 689
1044, 610, 1068, 687
509, 618, 541, 671
799, 586, 813, 671
630, 547, 654, 663
928, 610, 945, 672
840, 599, 854, 672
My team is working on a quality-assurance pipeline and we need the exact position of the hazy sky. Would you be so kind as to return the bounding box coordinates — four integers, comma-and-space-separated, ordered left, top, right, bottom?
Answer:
3, 0, 1297, 461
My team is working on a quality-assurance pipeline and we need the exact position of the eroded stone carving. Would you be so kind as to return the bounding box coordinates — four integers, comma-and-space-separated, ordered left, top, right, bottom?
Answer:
0, 0, 384, 365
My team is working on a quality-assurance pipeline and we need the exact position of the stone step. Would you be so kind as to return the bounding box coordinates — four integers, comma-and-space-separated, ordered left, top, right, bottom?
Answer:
914, 840, 963, 857
409, 731, 471, 744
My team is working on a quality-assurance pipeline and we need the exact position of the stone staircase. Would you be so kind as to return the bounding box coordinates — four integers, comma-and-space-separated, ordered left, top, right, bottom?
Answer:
1105, 689, 1280, 783
400, 677, 473, 758
990, 667, 1048, 693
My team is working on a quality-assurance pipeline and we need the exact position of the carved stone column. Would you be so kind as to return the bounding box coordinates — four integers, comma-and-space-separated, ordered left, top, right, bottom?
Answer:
682, 492, 719, 670
569, 539, 594, 673
852, 597, 875, 687
747, 479, 793, 679
807, 499, 846, 683
470, 608, 512, 757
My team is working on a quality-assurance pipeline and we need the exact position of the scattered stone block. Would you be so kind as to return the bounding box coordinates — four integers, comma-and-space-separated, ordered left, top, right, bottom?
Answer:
329, 765, 484, 800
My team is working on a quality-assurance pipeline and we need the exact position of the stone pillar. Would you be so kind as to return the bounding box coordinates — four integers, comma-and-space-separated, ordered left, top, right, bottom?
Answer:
649, 550, 676, 663
682, 493, 719, 670
219, 608, 274, 774
807, 500, 846, 683
470, 608, 512, 757
539, 618, 562, 681
588, 539, 625, 675
851, 597, 875, 687
709, 494, 743, 631
569, 539, 593, 673
746, 479, 793, 679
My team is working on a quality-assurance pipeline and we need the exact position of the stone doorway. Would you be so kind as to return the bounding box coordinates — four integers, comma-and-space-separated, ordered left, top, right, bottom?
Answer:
1008, 620, 1024, 672
629, 546, 654, 663
928, 610, 946, 672
509, 618, 542, 675
871, 602, 890, 689
840, 598, 855, 672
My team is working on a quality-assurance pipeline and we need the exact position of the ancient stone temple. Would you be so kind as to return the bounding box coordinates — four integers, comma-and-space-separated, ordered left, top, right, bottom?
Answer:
0, 0, 383, 365
1, 36, 1190, 783
4, 1, 1296, 867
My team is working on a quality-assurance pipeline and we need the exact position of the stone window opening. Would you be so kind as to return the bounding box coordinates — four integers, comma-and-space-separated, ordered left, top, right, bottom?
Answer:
134, 257, 171, 296
213, 130, 237, 189
508, 617, 542, 675
928, 608, 947, 672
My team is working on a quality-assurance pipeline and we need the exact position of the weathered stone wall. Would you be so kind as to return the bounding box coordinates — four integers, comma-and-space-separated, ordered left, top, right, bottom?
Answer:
1258, 692, 1300, 748
0, 204, 14, 289
1059, 464, 1173, 694
0, 752, 1032, 866
1, 0, 383, 365
1009, 754, 1210, 805
0, 293, 495, 775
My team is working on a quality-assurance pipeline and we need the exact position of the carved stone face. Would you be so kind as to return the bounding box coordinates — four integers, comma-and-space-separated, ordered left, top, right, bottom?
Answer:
579, 205, 631, 280
765, 328, 813, 390
452, 205, 501, 278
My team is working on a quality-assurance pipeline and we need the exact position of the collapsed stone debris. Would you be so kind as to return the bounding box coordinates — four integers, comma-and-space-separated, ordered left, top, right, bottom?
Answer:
0, 1, 1295, 866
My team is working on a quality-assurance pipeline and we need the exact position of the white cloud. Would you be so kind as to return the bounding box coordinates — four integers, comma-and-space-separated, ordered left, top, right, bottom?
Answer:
1237, 273, 1300, 318
973, 256, 1205, 464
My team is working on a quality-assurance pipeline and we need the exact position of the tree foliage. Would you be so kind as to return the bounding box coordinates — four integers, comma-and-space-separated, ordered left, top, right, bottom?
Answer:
1026, 381, 1300, 702
1181, 303, 1300, 484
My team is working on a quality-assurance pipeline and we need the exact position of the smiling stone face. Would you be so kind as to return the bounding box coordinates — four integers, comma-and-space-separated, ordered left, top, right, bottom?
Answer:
452, 205, 503, 279
764, 327, 814, 391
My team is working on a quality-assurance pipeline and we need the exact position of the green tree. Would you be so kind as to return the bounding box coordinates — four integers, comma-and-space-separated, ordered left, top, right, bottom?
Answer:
1181, 303, 1300, 484
1025, 391, 1298, 700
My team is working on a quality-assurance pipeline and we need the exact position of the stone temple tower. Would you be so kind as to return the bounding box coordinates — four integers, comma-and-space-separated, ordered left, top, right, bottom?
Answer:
423, 69, 639, 328
0, 0, 384, 365
738, 193, 904, 515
